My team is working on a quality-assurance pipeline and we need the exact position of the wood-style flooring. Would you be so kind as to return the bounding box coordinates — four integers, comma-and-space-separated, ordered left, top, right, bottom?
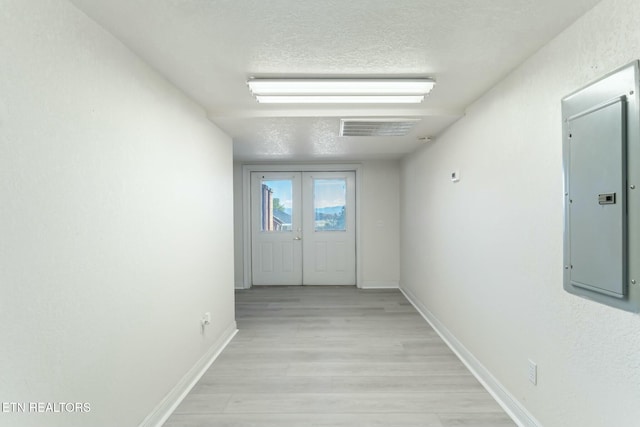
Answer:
163, 286, 516, 427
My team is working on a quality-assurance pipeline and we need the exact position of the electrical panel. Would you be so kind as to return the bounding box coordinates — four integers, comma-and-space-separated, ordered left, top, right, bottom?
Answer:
562, 61, 640, 312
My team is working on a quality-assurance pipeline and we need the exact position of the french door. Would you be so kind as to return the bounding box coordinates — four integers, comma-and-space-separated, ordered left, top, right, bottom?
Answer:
250, 171, 356, 286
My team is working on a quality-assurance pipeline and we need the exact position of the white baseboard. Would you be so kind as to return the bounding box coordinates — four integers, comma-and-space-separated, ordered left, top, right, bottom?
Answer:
361, 280, 399, 289
139, 321, 238, 427
399, 286, 542, 427
235, 281, 246, 290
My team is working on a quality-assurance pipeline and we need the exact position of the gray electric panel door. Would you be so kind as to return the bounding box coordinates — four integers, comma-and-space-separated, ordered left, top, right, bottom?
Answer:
562, 60, 640, 312
567, 98, 627, 297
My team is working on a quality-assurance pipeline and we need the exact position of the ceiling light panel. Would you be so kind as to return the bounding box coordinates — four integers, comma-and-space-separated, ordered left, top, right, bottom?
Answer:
247, 78, 435, 104
248, 79, 435, 95
255, 95, 425, 104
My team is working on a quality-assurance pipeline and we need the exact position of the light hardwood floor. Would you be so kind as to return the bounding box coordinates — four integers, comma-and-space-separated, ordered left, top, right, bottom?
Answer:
163, 286, 516, 427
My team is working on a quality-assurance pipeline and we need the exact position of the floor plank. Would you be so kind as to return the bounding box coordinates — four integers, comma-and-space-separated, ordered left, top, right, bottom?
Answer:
163, 413, 444, 427
223, 392, 504, 414
163, 286, 516, 427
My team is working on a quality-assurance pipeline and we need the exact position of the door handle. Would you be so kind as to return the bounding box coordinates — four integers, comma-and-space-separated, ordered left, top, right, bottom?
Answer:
294, 236, 302, 240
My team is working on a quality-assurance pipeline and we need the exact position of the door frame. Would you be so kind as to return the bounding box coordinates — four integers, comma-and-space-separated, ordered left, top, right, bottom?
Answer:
241, 163, 362, 289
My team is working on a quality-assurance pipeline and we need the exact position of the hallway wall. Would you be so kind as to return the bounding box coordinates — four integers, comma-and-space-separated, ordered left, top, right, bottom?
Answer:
360, 160, 401, 289
400, 0, 640, 426
0, 1, 236, 426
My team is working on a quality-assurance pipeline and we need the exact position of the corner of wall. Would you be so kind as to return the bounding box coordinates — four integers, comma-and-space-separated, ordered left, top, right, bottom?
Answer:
400, 286, 541, 427
138, 323, 238, 427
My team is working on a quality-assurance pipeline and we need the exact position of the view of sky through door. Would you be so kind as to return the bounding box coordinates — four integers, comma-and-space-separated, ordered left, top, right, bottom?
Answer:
313, 178, 347, 231
261, 179, 293, 231
261, 177, 347, 232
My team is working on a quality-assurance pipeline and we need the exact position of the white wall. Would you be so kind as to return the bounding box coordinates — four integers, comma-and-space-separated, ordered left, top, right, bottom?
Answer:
233, 162, 246, 288
233, 160, 401, 288
0, 1, 236, 426
360, 160, 401, 288
400, 0, 640, 426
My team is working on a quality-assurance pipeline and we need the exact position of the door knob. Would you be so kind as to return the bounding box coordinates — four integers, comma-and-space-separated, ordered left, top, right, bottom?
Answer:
294, 236, 302, 240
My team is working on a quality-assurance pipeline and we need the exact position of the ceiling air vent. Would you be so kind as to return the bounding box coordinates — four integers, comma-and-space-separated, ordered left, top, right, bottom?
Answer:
339, 118, 420, 137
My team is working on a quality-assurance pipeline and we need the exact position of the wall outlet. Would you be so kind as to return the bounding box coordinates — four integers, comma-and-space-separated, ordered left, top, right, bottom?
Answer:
528, 359, 537, 385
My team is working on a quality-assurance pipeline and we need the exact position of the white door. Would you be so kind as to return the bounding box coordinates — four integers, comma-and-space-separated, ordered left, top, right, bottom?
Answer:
302, 171, 356, 285
251, 171, 356, 286
251, 172, 303, 285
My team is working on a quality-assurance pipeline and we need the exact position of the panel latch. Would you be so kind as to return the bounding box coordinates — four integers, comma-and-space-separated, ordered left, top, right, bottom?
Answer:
598, 193, 617, 205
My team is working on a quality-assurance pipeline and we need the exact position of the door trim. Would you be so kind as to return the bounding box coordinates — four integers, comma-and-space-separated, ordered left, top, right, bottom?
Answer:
242, 163, 362, 289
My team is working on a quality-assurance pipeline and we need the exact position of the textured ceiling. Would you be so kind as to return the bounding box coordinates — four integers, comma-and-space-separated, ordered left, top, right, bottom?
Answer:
69, 0, 601, 161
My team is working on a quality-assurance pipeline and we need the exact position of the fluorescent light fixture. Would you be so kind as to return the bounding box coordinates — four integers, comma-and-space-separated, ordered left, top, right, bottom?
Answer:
248, 79, 434, 95
255, 95, 425, 104
247, 78, 435, 104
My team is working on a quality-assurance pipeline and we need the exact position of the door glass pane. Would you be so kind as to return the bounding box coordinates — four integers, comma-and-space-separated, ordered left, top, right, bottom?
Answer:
261, 179, 293, 231
314, 178, 346, 231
